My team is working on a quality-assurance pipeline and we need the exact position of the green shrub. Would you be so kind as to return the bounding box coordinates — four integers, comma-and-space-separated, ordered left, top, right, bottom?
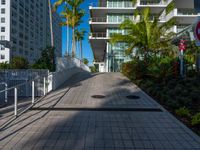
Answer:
32, 47, 56, 72
167, 89, 176, 97
0, 62, 10, 69
121, 59, 147, 81
175, 107, 190, 118
176, 97, 191, 107
166, 99, 180, 109
191, 113, 200, 126
174, 85, 183, 94
10, 56, 29, 69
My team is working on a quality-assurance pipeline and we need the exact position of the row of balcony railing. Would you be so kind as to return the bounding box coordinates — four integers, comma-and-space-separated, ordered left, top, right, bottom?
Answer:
89, 25, 190, 38
90, 0, 167, 8
90, 17, 135, 23
90, 9, 200, 24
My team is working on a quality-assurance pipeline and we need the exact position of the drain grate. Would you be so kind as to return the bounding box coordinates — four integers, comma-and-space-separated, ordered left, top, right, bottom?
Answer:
91, 95, 106, 99
126, 95, 140, 99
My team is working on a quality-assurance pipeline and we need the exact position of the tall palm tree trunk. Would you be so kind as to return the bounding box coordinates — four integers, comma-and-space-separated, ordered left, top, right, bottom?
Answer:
66, 19, 69, 56
48, 0, 54, 47
80, 41, 83, 60
72, 28, 76, 57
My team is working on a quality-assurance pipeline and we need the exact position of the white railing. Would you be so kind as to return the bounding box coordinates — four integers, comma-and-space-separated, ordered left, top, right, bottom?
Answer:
0, 57, 90, 123
90, 17, 135, 23
164, 8, 200, 22
90, 2, 135, 8
0, 75, 49, 117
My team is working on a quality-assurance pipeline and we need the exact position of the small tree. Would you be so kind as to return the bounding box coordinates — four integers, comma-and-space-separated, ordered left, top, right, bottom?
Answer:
82, 58, 89, 65
32, 47, 56, 72
11, 56, 29, 69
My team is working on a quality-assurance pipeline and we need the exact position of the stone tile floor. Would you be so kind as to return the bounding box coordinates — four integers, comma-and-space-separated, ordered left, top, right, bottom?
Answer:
0, 72, 200, 150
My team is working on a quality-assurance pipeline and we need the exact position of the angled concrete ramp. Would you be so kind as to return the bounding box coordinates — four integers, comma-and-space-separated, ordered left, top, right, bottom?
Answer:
1, 72, 200, 150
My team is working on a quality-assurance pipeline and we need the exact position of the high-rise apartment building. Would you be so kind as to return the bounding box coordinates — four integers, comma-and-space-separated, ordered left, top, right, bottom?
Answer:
0, 0, 62, 64
89, 0, 200, 72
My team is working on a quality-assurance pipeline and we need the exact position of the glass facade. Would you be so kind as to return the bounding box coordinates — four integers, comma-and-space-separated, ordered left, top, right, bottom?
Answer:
194, 0, 200, 12
107, 42, 130, 72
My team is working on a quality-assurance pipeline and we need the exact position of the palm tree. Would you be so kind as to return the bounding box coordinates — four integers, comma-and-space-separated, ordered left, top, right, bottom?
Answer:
110, 8, 175, 60
75, 29, 86, 60
68, 0, 84, 57
59, 7, 72, 56
53, 0, 85, 57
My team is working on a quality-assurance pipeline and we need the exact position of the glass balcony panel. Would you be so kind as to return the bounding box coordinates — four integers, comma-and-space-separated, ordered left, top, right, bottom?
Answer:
177, 9, 198, 15
140, 0, 162, 5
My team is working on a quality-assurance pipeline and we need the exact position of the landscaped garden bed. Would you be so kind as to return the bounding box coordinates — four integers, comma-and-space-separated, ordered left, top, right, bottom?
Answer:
134, 76, 200, 135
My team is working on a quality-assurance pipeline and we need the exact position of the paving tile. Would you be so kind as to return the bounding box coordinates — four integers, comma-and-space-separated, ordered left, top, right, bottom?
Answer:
0, 73, 200, 150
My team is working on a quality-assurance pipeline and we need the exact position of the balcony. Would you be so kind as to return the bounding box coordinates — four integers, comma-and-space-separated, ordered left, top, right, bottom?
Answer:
90, 2, 135, 8
90, 17, 135, 23
163, 8, 200, 24
139, 0, 167, 5
177, 26, 188, 33
89, 33, 107, 39
177, 9, 199, 16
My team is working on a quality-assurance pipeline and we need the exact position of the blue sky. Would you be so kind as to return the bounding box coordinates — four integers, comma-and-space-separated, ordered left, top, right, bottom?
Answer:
51, 0, 97, 65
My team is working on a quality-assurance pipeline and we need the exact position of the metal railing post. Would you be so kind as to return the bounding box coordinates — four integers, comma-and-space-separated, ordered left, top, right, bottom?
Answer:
32, 81, 35, 104
5, 83, 8, 103
43, 77, 46, 96
14, 88, 17, 116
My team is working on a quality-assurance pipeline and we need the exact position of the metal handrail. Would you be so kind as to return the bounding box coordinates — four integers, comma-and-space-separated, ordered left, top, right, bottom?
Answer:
0, 74, 49, 116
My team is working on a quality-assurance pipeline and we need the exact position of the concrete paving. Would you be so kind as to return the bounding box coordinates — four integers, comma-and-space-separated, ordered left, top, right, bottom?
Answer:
0, 72, 200, 150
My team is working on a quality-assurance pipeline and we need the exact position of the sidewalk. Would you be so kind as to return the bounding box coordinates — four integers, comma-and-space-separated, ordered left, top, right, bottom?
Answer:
0, 72, 200, 150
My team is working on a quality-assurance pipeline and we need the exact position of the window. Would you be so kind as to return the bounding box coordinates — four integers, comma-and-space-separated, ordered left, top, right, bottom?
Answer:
0, 36, 5, 50
1, 17, 5, 23
0, 45, 5, 50
1, 8, 5, 14
0, 36, 5, 40
1, 27, 5, 32
0, 55, 5, 59
1, 0, 5, 5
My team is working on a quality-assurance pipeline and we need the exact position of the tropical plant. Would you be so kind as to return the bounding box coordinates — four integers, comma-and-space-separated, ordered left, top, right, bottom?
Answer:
0, 62, 10, 69
186, 41, 200, 72
75, 29, 86, 60
191, 113, 200, 126
32, 47, 56, 72
175, 107, 191, 118
53, 0, 85, 57
10, 56, 29, 69
82, 58, 89, 65
110, 8, 176, 60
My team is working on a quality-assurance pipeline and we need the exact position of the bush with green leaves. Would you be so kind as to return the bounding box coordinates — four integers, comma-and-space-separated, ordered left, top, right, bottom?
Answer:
10, 56, 29, 69
121, 59, 147, 81
175, 107, 190, 118
90, 66, 97, 73
82, 58, 89, 65
0, 62, 10, 69
191, 113, 200, 126
32, 47, 56, 72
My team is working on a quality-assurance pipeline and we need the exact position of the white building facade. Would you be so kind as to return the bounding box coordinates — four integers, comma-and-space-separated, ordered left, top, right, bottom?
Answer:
0, 0, 62, 64
89, 0, 200, 72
